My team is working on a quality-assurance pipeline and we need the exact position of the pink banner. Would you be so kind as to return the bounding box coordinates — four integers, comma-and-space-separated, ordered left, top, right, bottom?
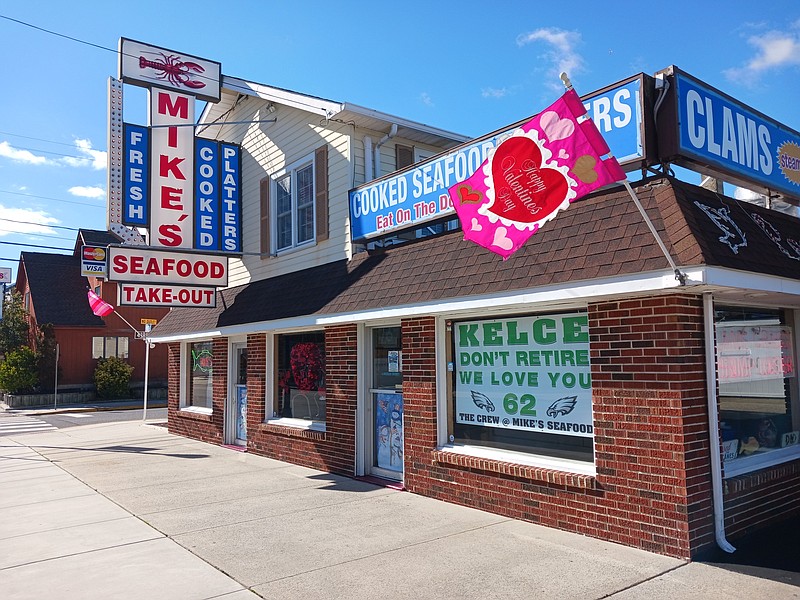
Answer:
449, 89, 625, 259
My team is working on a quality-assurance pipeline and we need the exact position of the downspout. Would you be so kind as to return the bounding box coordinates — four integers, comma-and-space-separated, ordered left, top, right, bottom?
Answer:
363, 136, 373, 182
373, 124, 398, 179
703, 292, 736, 553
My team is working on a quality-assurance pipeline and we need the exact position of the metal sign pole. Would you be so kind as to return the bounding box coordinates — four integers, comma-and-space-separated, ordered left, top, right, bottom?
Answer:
54, 344, 59, 410
142, 323, 152, 422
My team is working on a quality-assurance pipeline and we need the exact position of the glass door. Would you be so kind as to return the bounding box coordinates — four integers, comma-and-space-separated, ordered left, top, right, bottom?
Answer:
233, 345, 248, 445
369, 327, 403, 480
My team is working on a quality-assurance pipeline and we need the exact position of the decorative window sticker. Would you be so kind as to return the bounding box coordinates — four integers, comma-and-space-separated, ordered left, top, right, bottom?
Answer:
694, 201, 747, 254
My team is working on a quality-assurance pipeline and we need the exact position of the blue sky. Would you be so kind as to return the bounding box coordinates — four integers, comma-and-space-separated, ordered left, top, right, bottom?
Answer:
1, 1, 799, 280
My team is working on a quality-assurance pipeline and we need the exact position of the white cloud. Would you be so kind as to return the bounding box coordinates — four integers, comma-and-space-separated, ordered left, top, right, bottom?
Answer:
69, 185, 105, 199
60, 139, 107, 170
482, 87, 510, 99
724, 26, 800, 84
517, 27, 584, 89
0, 138, 106, 170
0, 141, 52, 166
0, 205, 59, 237
420, 92, 434, 107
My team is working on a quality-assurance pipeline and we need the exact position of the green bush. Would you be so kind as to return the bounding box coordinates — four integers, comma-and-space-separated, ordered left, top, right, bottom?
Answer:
0, 346, 39, 394
94, 356, 134, 399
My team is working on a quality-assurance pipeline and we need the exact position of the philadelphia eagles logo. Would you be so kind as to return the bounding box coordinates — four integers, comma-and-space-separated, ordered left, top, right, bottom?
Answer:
470, 390, 495, 412
546, 396, 577, 418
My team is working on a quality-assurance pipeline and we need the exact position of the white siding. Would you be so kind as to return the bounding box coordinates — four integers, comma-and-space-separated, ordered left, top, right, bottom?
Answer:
203, 93, 459, 289
206, 96, 353, 288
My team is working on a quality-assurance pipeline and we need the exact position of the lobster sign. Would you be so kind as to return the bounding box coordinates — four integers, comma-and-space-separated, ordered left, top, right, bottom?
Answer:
119, 38, 221, 103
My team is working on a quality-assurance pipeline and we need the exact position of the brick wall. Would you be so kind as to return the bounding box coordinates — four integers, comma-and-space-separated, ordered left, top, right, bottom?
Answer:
167, 340, 225, 444
724, 461, 800, 539
248, 325, 358, 475
403, 295, 714, 559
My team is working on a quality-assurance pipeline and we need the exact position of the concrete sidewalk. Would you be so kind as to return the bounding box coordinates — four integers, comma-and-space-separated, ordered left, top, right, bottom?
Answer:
1, 421, 797, 600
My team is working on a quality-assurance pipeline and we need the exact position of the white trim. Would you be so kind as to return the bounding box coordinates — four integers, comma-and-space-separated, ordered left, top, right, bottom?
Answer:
179, 406, 213, 416
221, 76, 342, 119
151, 267, 690, 343
341, 103, 470, 143
151, 265, 800, 344
436, 317, 449, 447
156, 331, 222, 344
273, 152, 316, 254
265, 417, 326, 433
704, 266, 800, 298
437, 443, 597, 477
265, 332, 275, 419
179, 342, 188, 409
226, 341, 247, 445
723, 445, 800, 478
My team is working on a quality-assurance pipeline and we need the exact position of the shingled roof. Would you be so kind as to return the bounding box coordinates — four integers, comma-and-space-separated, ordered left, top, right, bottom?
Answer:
152, 176, 800, 338
21, 251, 105, 327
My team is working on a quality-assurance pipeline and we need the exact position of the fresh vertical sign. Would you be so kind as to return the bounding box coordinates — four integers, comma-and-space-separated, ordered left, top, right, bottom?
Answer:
123, 123, 149, 227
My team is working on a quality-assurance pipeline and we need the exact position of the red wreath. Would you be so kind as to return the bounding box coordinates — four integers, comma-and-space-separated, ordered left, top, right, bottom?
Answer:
290, 342, 324, 392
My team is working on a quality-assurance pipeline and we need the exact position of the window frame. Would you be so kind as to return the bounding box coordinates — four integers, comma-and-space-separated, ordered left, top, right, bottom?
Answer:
437, 312, 596, 476
716, 305, 800, 478
180, 339, 215, 414
272, 152, 316, 254
266, 329, 327, 432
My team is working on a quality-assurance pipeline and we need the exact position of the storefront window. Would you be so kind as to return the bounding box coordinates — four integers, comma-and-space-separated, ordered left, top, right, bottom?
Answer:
275, 332, 325, 422
188, 341, 214, 409
716, 306, 799, 470
450, 312, 594, 462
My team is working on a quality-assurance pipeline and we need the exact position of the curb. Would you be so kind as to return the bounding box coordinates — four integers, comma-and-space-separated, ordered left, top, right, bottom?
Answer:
2, 401, 167, 416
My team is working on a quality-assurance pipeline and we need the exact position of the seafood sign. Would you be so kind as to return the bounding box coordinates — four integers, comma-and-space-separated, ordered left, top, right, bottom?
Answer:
119, 38, 221, 103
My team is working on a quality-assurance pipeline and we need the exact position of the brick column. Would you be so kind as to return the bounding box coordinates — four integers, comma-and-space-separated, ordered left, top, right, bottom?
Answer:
323, 324, 358, 474
589, 294, 713, 557
246, 334, 266, 442
401, 317, 438, 492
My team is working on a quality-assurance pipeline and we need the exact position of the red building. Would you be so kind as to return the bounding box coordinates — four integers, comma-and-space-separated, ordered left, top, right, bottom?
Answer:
13, 229, 168, 400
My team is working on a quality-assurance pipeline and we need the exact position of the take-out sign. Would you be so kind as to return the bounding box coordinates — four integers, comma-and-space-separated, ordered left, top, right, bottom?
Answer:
107, 246, 228, 287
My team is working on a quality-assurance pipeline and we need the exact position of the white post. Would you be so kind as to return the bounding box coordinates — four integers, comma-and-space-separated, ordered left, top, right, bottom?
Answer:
53, 344, 59, 410
142, 324, 151, 422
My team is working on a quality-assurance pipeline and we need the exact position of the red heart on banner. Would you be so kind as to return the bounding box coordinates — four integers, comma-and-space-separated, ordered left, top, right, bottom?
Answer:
488, 136, 568, 224
456, 183, 483, 205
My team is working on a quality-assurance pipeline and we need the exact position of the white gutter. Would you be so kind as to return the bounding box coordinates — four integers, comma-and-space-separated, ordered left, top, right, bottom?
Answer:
363, 136, 373, 182
703, 292, 736, 553
373, 124, 398, 178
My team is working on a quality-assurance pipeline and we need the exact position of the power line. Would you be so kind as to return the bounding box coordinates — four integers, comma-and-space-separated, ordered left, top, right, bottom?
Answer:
0, 240, 71, 251
0, 217, 79, 231
0, 130, 90, 149
0, 14, 219, 88
0, 227, 72, 241
0, 13, 333, 113
0, 143, 98, 162
0, 14, 116, 55
0, 189, 105, 208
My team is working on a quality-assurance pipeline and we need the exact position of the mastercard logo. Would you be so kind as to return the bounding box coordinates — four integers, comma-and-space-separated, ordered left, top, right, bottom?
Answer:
83, 247, 106, 261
